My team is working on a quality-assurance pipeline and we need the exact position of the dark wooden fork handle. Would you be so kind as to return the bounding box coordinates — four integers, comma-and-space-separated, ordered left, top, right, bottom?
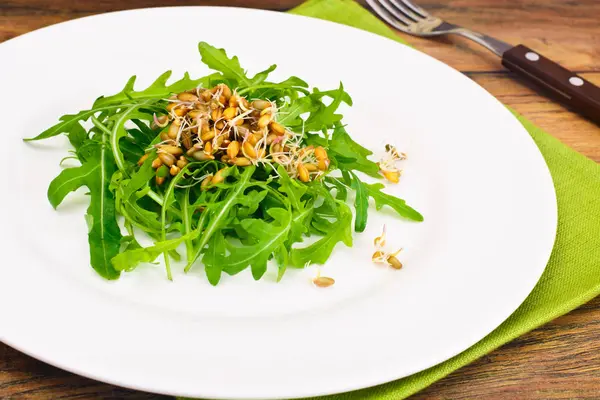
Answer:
502, 45, 600, 123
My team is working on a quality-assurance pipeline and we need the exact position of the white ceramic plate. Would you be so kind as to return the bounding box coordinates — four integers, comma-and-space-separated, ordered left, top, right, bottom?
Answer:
0, 7, 557, 400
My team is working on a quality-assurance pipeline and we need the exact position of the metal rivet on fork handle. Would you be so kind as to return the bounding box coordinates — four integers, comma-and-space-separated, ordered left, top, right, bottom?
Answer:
570, 77, 584, 87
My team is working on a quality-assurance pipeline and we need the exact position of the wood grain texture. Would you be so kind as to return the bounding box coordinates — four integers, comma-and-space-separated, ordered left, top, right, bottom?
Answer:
1, 0, 599, 399
413, 296, 600, 400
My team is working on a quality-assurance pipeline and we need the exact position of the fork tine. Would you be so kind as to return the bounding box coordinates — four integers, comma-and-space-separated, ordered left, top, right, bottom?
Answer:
389, 0, 423, 21
396, 0, 430, 19
366, 0, 411, 30
370, 0, 414, 25
379, 0, 419, 24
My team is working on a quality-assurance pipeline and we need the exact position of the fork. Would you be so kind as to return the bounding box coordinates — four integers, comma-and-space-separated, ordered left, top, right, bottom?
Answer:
366, 0, 600, 123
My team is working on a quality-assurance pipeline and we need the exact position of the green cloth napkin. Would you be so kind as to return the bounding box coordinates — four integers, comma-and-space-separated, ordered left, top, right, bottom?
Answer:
182, 1, 600, 399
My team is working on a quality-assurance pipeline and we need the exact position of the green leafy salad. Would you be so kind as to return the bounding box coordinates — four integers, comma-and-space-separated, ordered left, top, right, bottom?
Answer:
25, 42, 423, 285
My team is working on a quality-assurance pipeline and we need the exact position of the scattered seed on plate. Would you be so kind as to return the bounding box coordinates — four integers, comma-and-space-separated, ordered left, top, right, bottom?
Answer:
313, 276, 335, 288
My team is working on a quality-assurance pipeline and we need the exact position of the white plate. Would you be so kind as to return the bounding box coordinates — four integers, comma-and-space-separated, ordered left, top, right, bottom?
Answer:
0, 7, 557, 400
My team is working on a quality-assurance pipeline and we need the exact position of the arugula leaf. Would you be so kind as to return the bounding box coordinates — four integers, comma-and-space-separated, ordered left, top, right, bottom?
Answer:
221, 208, 292, 280
277, 76, 308, 88
365, 183, 424, 222
24, 105, 123, 142
310, 215, 335, 236
185, 166, 256, 272
110, 170, 160, 236
274, 244, 288, 282
119, 138, 144, 163
198, 42, 250, 86
278, 96, 318, 127
127, 119, 155, 148
112, 228, 200, 272
312, 87, 353, 106
122, 155, 156, 200
235, 189, 268, 219
350, 172, 369, 232
114, 168, 167, 233
159, 163, 209, 279
202, 230, 227, 285
241, 76, 309, 97
290, 201, 353, 267
250, 64, 277, 85
86, 139, 122, 280
276, 165, 307, 210
48, 138, 122, 279
341, 170, 352, 187
278, 86, 348, 129
314, 184, 339, 217
120, 234, 142, 253
332, 123, 372, 158
325, 177, 348, 201
329, 125, 380, 177
93, 71, 212, 108
117, 197, 162, 234
91, 105, 154, 178
67, 122, 88, 149
303, 83, 347, 131
288, 207, 313, 246
47, 162, 99, 209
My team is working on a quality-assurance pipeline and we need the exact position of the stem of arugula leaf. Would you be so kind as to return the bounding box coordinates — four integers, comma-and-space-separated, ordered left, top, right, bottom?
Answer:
328, 176, 351, 188
124, 220, 135, 237
160, 163, 198, 281
91, 115, 112, 137
184, 193, 214, 270
118, 202, 161, 235
193, 210, 209, 247
146, 189, 164, 206
182, 187, 194, 264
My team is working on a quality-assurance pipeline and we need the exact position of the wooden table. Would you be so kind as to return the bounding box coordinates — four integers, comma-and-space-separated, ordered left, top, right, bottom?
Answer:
1, 0, 599, 398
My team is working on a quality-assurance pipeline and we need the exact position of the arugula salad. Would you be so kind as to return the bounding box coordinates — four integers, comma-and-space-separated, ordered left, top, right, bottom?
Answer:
25, 42, 423, 285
